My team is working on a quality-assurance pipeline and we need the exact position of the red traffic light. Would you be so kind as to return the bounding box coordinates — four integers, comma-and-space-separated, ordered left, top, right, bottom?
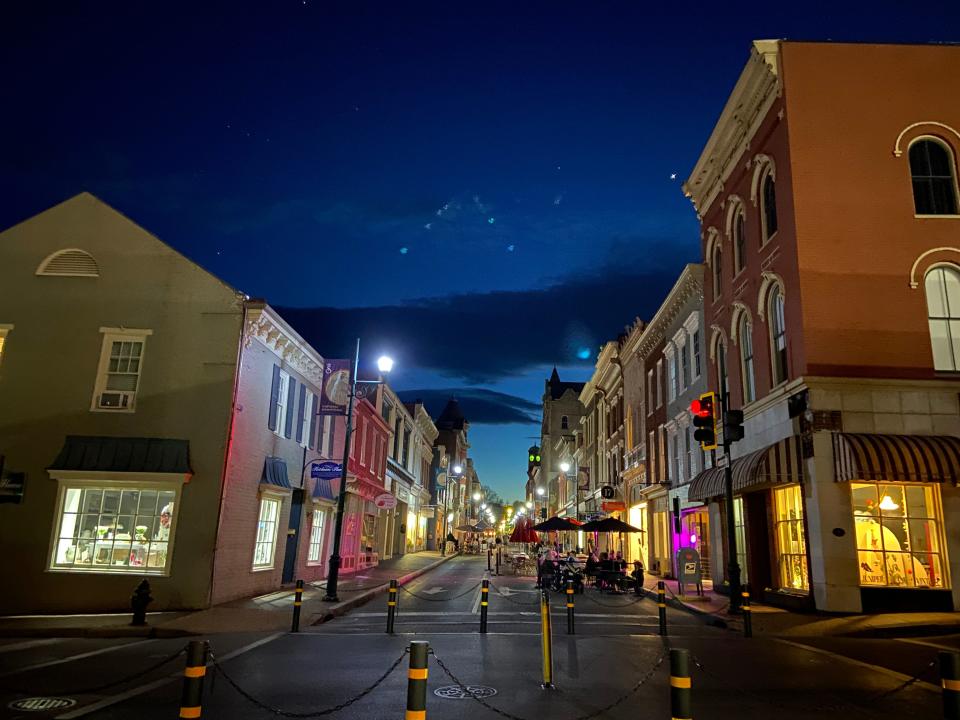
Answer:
690, 398, 711, 417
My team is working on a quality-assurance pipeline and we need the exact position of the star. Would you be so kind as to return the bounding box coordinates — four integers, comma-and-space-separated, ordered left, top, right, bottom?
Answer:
670, 173, 677, 180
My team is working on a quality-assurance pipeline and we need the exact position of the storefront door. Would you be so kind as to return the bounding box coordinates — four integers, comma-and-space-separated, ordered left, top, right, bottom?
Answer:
681, 508, 710, 579
282, 489, 304, 584
628, 503, 648, 567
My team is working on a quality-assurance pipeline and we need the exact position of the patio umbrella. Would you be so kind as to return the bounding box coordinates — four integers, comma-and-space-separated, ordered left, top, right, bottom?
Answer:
509, 516, 539, 543
579, 517, 643, 533
533, 516, 581, 532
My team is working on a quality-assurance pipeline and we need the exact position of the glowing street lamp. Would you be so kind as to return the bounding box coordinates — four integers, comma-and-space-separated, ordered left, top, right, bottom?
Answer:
376, 355, 395, 373
453, 465, 463, 474
560, 461, 571, 473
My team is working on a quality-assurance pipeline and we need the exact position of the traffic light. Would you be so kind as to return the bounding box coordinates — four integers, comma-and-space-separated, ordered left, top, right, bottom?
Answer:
691, 392, 718, 451
528, 446, 541, 466
540, 507, 547, 520
724, 409, 745, 443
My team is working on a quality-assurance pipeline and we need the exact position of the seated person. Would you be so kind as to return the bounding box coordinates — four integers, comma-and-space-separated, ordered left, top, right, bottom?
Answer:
630, 560, 645, 595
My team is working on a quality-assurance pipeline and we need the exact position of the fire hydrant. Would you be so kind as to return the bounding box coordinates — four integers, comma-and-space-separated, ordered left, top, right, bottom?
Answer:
130, 579, 153, 626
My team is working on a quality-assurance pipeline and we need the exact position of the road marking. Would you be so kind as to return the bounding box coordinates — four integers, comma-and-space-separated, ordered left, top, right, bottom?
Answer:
0, 638, 62, 654
471, 584, 483, 615
897, 637, 960, 652
0, 639, 155, 679
773, 639, 939, 694
494, 587, 538, 596
55, 633, 284, 719
423, 587, 447, 595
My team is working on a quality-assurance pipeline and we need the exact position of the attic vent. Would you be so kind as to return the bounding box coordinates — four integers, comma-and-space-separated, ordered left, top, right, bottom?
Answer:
36, 249, 99, 277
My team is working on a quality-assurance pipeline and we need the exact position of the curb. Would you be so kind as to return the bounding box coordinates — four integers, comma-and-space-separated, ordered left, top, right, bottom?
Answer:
308, 552, 460, 626
0, 625, 197, 639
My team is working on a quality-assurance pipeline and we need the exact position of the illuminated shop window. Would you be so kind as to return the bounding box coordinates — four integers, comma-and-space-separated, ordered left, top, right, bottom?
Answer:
253, 496, 281, 569
852, 482, 948, 589
774, 485, 808, 591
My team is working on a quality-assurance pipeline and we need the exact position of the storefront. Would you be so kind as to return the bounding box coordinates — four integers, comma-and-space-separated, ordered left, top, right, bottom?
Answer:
647, 490, 671, 577
627, 499, 648, 568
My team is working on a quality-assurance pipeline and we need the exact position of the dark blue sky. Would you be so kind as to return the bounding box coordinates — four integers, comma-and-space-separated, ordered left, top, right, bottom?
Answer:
3, 1, 958, 499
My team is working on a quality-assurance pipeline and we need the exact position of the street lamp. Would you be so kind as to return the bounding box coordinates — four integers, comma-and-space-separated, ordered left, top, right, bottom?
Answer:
324, 339, 393, 603
440, 465, 464, 557
560, 462, 571, 473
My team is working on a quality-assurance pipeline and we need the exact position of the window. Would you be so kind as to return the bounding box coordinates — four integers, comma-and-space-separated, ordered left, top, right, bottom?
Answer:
561, 415, 569, 430
51, 485, 177, 574
646, 370, 654, 414
852, 482, 948, 589
774, 485, 808, 591
308, 509, 326, 564
762, 173, 778, 240
326, 416, 336, 456
769, 287, 788, 385
686, 426, 696, 477
274, 371, 290, 437
402, 427, 411, 467
300, 390, 314, 448
656, 360, 663, 407
0, 324, 11, 370
924, 266, 960, 371
733, 497, 748, 583
712, 246, 722, 300
668, 353, 677, 402
91, 330, 150, 412
672, 432, 683, 484
733, 210, 746, 274
693, 330, 701, 378
739, 316, 756, 404
648, 431, 655, 473
253, 496, 281, 569
909, 139, 959, 215
716, 340, 729, 403
681, 342, 690, 389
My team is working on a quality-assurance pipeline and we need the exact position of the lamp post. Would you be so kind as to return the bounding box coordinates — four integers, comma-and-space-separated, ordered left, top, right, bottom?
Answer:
440, 465, 463, 556
323, 339, 393, 602
536, 485, 546, 519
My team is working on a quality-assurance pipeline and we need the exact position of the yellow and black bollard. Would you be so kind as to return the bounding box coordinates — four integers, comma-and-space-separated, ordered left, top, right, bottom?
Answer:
566, 580, 575, 635
670, 648, 692, 720
387, 579, 398, 634
480, 579, 489, 634
741, 585, 752, 638
941, 650, 960, 719
406, 640, 429, 720
539, 589, 554, 689
291, 579, 304, 633
179, 640, 208, 719
657, 580, 667, 636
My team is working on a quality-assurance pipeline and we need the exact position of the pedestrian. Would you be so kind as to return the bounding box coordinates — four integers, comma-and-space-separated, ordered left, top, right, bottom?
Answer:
631, 559, 645, 595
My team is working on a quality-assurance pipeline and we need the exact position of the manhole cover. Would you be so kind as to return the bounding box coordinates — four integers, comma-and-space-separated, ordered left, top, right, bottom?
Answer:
8, 697, 77, 712
434, 685, 497, 699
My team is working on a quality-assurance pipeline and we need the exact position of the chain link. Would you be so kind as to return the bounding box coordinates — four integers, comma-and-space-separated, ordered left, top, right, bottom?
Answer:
208, 647, 408, 717
399, 581, 481, 601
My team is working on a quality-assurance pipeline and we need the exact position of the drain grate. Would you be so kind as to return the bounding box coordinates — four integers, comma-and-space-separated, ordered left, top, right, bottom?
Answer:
434, 684, 497, 699
8, 697, 78, 712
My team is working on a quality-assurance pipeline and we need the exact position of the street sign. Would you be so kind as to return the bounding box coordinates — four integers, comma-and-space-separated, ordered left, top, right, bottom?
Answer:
374, 493, 397, 509
311, 461, 343, 479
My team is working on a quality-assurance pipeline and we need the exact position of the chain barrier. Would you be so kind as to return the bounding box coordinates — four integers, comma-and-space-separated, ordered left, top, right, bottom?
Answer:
207, 646, 409, 718
663, 581, 730, 616
431, 647, 666, 720
398, 581, 481, 602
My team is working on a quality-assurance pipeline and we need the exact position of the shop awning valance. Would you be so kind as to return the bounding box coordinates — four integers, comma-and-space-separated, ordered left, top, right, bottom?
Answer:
833, 433, 960, 484
261, 457, 291, 488
313, 477, 335, 501
688, 436, 804, 502
49, 436, 192, 475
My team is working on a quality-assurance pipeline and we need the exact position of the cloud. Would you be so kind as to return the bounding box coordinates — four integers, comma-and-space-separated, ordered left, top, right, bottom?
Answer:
395, 388, 541, 425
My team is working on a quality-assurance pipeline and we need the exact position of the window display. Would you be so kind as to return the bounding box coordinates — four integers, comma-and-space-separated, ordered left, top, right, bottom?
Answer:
774, 485, 808, 591
852, 482, 948, 589
51, 486, 177, 573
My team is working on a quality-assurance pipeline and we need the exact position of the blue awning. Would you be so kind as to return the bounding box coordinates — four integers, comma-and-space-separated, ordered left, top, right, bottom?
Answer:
261, 457, 291, 488
313, 477, 335, 501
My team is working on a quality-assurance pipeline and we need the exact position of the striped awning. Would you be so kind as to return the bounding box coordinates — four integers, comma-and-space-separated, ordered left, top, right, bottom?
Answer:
688, 436, 804, 502
833, 433, 960, 484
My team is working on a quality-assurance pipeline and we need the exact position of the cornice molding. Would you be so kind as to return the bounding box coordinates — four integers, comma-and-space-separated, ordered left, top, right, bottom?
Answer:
244, 306, 324, 385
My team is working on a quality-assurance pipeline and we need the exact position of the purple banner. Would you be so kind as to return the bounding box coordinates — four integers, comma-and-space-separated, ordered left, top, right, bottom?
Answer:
320, 359, 351, 415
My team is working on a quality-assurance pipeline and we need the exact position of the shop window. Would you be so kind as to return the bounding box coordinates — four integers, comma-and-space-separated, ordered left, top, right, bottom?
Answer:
253, 496, 281, 569
733, 497, 748, 584
924, 266, 960, 371
773, 485, 808, 591
909, 138, 959, 215
852, 482, 948, 588
308, 508, 325, 564
50, 486, 177, 574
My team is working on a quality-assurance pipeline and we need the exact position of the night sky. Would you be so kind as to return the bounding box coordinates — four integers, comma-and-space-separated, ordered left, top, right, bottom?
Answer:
3, 1, 958, 500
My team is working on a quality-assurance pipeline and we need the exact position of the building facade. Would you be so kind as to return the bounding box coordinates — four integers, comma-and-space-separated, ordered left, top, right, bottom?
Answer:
538, 368, 584, 520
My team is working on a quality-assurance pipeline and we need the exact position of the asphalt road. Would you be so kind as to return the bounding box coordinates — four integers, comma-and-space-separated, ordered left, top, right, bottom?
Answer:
0, 555, 948, 719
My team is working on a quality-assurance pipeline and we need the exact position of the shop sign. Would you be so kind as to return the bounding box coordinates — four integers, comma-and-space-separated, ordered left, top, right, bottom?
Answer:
374, 493, 397, 509
600, 485, 615, 499
310, 461, 343, 479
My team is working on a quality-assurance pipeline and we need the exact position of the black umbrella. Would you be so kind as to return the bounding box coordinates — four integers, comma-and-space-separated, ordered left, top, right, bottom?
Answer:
533, 516, 582, 532
579, 517, 643, 533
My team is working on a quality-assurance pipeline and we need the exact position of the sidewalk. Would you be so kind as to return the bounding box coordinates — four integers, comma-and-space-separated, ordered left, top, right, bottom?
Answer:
646, 574, 960, 637
0, 551, 456, 638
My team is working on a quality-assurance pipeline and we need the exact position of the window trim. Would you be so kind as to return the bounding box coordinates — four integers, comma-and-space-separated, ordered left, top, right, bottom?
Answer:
90, 328, 153, 413
274, 370, 291, 438
307, 508, 326, 565
253, 493, 283, 571
908, 136, 960, 218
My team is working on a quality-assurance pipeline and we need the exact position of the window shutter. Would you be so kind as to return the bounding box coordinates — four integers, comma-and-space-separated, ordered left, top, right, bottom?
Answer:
268, 365, 281, 431
308, 394, 318, 449
296, 383, 307, 443
285, 377, 297, 438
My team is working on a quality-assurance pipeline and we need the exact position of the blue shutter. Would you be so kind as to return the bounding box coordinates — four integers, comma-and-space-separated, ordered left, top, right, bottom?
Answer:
296, 383, 307, 443
267, 365, 281, 431
308, 393, 318, 450
285, 377, 297, 438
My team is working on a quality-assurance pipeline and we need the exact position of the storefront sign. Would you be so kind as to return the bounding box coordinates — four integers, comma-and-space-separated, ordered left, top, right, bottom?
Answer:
602, 502, 626, 512
311, 461, 343, 479
600, 485, 615, 499
320, 359, 351, 415
374, 493, 397, 509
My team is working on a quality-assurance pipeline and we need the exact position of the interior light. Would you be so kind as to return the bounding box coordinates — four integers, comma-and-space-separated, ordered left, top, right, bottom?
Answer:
689, 534, 698, 544
879, 495, 900, 511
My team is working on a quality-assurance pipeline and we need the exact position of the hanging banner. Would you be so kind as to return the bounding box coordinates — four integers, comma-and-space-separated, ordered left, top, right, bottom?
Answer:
578, 466, 591, 491
320, 359, 351, 415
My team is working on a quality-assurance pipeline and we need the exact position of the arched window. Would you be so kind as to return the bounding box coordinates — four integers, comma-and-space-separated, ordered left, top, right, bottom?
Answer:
712, 245, 722, 299
769, 286, 788, 385
739, 315, 756, 404
910, 139, 959, 215
762, 173, 778, 240
924, 266, 960, 371
734, 210, 746, 274
561, 415, 569, 430
717, 339, 729, 403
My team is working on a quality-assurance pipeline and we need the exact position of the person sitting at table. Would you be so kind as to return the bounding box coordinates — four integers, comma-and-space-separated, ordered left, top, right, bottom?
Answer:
565, 550, 579, 567
584, 552, 597, 585
630, 559, 645, 595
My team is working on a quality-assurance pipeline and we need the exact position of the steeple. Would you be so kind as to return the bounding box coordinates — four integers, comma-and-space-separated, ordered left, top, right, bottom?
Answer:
549, 366, 561, 385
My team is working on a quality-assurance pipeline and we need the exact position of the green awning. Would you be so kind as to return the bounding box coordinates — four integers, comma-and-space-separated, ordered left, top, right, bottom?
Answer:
49, 436, 192, 475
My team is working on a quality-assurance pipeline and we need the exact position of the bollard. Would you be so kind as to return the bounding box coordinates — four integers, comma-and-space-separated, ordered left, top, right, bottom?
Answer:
539, 590, 554, 689
406, 640, 429, 720
496, 548, 501, 576
480, 579, 489, 634
291, 579, 304, 633
941, 650, 960, 719
657, 580, 667, 636
566, 580, 575, 635
387, 579, 398, 634
179, 640, 208, 719
741, 585, 752, 639
130, 578, 152, 626
670, 648, 692, 720
487, 548, 492, 572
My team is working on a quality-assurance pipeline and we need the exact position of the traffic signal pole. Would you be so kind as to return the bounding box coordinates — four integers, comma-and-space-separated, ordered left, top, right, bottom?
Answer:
720, 391, 743, 615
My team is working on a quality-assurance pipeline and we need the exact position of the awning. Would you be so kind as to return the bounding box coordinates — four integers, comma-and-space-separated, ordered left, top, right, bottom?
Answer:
312, 477, 335, 501
833, 433, 960, 484
688, 436, 804, 502
261, 457, 291, 488
49, 436, 192, 475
